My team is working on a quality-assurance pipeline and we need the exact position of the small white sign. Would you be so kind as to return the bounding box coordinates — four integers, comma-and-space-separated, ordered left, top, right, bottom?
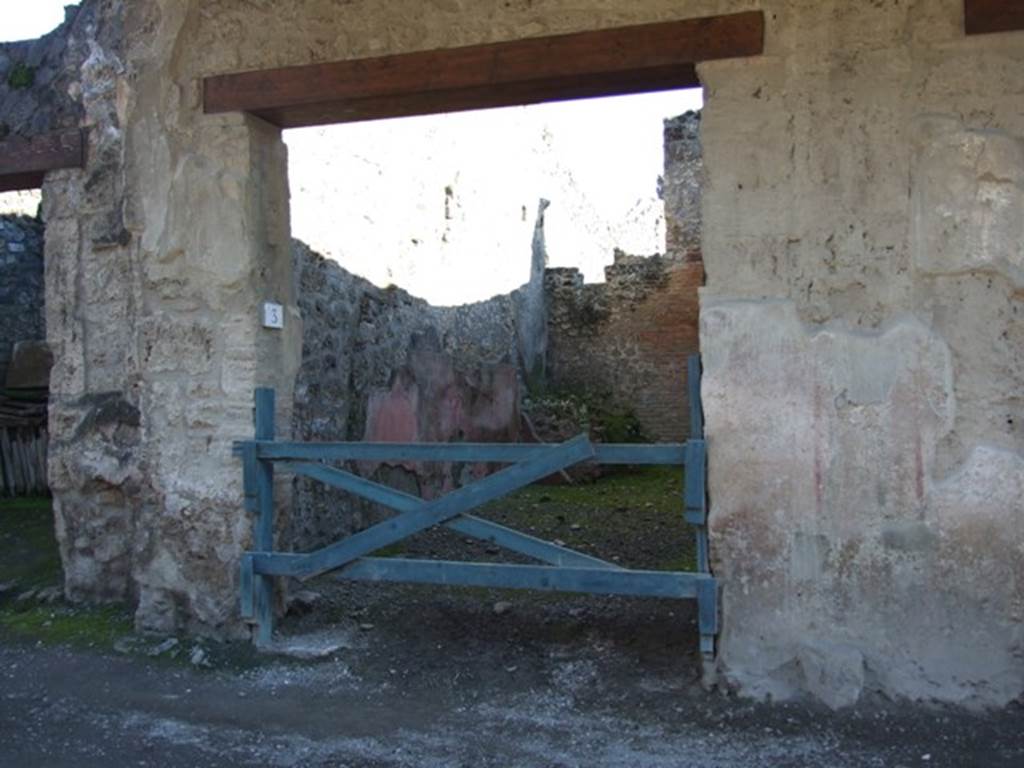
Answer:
262, 302, 284, 329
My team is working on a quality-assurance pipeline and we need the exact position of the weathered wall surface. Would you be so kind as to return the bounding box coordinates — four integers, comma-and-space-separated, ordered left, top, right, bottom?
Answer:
0, 215, 45, 382
546, 112, 703, 442
698, 1, 1024, 708
0, 6, 84, 138
34, 0, 1024, 706
545, 255, 703, 442
291, 240, 521, 548
37, 0, 301, 636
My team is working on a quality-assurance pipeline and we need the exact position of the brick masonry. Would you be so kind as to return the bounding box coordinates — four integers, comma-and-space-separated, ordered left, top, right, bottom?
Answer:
545, 112, 703, 442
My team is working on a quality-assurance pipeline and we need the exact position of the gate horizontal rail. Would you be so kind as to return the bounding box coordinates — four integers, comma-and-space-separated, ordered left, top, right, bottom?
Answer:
252, 441, 689, 464
234, 359, 716, 655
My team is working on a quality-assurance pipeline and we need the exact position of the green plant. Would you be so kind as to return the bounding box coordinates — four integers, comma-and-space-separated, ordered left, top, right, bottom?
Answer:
7, 63, 35, 90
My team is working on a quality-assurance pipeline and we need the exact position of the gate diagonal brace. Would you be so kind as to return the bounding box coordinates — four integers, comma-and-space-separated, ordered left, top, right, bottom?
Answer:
265, 434, 596, 580
278, 459, 619, 571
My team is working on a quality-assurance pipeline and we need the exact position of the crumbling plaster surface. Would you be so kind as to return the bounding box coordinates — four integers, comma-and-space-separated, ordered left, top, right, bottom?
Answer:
699, 0, 1024, 707
42, 0, 301, 636
36, 0, 1024, 704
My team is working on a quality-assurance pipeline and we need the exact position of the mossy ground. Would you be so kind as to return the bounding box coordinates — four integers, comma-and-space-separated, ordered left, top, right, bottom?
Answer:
480, 465, 697, 572
380, 466, 698, 574
0, 497, 135, 651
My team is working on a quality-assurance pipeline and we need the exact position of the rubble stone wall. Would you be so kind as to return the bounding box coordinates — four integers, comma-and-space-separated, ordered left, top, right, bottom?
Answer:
545, 112, 703, 442
291, 240, 522, 549
545, 256, 703, 442
0, 215, 45, 382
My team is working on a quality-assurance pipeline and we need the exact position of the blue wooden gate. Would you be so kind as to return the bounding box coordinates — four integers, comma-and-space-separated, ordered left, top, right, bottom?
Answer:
234, 355, 717, 655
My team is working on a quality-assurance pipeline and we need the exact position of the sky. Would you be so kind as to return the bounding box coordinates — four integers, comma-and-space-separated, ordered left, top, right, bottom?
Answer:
1, 0, 76, 42
2, 1, 704, 304
287, 87, 703, 304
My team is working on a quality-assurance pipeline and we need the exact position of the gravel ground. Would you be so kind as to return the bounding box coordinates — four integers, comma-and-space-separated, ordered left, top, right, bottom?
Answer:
2, 581, 1022, 768
2, 483, 1022, 766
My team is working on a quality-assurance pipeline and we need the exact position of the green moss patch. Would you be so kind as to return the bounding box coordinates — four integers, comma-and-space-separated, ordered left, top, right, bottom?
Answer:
0, 603, 134, 648
0, 496, 135, 653
7, 63, 35, 89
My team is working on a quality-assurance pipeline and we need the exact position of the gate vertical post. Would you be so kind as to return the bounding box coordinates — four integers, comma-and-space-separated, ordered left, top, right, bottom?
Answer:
253, 387, 276, 647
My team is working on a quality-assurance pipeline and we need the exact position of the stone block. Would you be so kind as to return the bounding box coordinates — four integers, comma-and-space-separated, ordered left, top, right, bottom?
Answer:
798, 642, 865, 711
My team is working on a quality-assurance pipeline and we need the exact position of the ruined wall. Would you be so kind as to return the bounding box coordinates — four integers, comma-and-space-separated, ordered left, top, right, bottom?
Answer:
34, 0, 301, 636
34, 0, 1024, 704
0, 215, 45, 382
291, 240, 521, 548
0, 7, 84, 139
546, 255, 703, 442
545, 112, 703, 442
697, 1, 1024, 708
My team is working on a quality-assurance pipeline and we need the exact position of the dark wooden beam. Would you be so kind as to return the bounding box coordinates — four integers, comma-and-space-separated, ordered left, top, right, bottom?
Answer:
0, 129, 86, 192
965, 0, 1024, 35
204, 12, 763, 127
254, 65, 700, 129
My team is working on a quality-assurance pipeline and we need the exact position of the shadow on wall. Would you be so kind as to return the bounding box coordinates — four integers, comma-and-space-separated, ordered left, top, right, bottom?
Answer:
0, 214, 50, 497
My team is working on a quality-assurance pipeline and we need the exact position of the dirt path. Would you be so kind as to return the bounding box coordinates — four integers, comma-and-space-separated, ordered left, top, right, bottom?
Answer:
2, 584, 1022, 768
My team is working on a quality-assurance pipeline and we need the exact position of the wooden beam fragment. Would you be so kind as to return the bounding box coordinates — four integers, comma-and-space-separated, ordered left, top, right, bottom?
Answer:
203, 12, 764, 127
0, 129, 86, 192
965, 0, 1024, 35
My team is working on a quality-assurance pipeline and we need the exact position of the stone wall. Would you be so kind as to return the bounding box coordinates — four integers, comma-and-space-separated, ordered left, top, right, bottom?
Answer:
37, 0, 303, 637
545, 255, 703, 442
545, 112, 703, 442
698, 0, 1024, 708
0, 215, 45, 382
26, 0, 1024, 710
291, 240, 523, 549
0, 6, 85, 139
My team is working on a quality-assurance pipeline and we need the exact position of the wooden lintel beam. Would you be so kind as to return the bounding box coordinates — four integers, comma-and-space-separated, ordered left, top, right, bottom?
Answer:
0, 129, 86, 192
204, 12, 763, 127
254, 65, 700, 128
965, 0, 1024, 35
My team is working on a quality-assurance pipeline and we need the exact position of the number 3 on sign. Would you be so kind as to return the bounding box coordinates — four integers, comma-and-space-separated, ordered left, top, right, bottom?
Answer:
262, 302, 284, 329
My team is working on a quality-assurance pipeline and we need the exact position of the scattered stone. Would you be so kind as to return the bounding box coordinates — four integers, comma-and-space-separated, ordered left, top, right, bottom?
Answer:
493, 601, 513, 616
113, 636, 139, 655
286, 589, 322, 616
553, 539, 567, 547
189, 646, 211, 667
0, 580, 17, 596
359, 623, 375, 631
148, 638, 179, 657
36, 585, 63, 604
15, 588, 38, 603
272, 631, 353, 660
570, 523, 581, 531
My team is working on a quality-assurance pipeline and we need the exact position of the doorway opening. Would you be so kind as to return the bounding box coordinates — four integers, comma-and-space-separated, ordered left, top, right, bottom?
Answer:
262, 82, 715, 661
